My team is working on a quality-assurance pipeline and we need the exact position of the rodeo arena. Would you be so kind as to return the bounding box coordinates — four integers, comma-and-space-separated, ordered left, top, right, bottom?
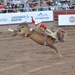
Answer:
0, 0, 75, 75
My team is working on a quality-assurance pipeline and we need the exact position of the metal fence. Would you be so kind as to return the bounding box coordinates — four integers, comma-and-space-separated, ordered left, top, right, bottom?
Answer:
0, 6, 72, 13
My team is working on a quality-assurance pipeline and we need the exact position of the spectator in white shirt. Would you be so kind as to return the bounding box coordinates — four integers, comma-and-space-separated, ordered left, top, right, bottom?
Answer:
40, 1, 48, 11
62, 1, 69, 10
55, 0, 62, 6
16, 0, 21, 4
50, 2, 56, 10
24, 1, 30, 12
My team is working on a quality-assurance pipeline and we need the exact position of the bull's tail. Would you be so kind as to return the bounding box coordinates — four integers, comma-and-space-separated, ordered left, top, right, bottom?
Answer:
8, 28, 14, 32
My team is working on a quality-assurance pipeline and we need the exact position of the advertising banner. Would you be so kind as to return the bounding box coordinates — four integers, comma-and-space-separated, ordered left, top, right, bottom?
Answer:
0, 11, 53, 25
58, 15, 75, 26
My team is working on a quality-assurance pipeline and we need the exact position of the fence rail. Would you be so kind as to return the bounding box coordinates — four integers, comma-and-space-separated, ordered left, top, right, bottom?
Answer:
0, 6, 73, 13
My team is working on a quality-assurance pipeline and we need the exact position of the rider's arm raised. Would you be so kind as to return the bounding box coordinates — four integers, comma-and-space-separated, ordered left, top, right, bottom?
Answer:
31, 17, 36, 25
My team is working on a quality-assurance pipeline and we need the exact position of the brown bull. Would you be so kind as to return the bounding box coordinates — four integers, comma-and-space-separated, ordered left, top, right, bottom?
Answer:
8, 22, 66, 57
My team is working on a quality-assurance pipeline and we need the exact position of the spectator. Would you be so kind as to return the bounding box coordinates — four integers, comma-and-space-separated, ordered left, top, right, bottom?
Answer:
12, 4, 18, 13
12, 4, 17, 9
62, 1, 69, 10
70, 2, 75, 9
8, 5, 14, 13
40, 1, 48, 11
59, 7, 63, 10
5, 5, 9, 13
30, 1, 36, 11
49, 2, 56, 10
16, 0, 21, 4
24, 1, 30, 12
46, 0, 52, 6
12, 0, 17, 5
0, 3, 5, 13
55, 0, 62, 6
6, 2, 11, 8
0, 3, 5, 9
67, 1, 71, 6
18, 3, 24, 8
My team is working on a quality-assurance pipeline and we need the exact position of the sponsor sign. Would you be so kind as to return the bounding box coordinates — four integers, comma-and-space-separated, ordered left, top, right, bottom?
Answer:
58, 15, 75, 26
0, 11, 53, 25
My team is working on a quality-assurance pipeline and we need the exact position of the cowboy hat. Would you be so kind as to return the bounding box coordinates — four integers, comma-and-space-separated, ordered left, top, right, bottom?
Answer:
35, 20, 42, 25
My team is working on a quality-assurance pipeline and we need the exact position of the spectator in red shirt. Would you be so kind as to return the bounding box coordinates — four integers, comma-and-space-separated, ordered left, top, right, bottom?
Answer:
30, 2, 36, 11
31, 16, 56, 39
0, 3, 5, 9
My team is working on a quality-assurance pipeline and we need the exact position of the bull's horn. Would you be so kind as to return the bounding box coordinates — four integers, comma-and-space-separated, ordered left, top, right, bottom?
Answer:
8, 28, 14, 32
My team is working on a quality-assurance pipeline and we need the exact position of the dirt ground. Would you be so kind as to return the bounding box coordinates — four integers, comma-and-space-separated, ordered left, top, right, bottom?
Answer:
0, 22, 75, 75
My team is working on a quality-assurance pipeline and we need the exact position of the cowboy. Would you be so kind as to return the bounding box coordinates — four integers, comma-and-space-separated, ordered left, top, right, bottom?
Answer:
31, 16, 56, 39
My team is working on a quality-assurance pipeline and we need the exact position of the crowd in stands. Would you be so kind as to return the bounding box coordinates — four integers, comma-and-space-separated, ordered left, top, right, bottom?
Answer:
0, 0, 75, 13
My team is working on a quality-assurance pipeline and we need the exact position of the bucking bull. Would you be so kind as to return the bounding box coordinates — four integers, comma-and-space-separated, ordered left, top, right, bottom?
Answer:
8, 22, 66, 57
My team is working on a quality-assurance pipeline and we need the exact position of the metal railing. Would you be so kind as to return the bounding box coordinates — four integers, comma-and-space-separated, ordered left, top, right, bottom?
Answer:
0, 6, 74, 13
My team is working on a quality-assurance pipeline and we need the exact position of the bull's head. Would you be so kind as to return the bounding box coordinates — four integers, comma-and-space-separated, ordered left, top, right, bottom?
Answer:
17, 21, 28, 31
57, 29, 66, 43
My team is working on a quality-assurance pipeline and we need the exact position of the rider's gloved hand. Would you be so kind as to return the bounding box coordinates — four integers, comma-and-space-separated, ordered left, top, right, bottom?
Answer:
31, 16, 33, 18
